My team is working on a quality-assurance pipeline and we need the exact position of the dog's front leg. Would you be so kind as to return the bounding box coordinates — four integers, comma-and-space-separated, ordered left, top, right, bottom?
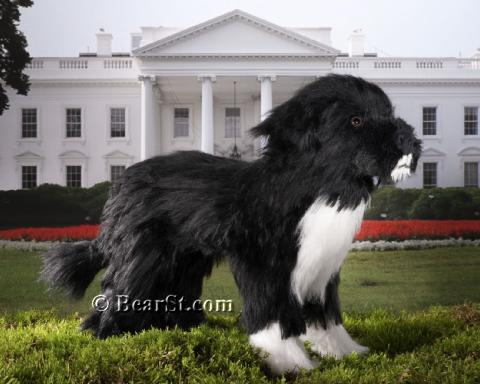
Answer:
300, 273, 369, 358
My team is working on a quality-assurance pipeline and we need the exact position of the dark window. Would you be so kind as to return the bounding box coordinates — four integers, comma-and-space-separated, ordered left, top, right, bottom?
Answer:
110, 108, 126, 137
110, 165, 126, 183
174, 108, 189, 138
225, 107, 240, 138
423, 162, 437, 188
422, 107, 436, 135
464, 162, 479, 187
21, 108, 37, 138
464, 107, 478, 135
66, 165, 82, 187
22, 166, 37, 189
66, 108, 82, 138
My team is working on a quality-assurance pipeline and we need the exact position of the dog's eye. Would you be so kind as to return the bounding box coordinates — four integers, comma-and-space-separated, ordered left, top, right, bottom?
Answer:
351, 116, 364, 128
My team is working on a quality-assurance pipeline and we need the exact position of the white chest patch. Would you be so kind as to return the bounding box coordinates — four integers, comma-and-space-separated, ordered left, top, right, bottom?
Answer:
291, 199, 366, 304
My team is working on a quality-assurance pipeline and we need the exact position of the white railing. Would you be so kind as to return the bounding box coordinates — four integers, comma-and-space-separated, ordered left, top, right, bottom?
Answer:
333, 60, 359, 69
333, 57, 480, 71
103, 59, 133, 69
59, 59, 89, 69
416, 60, 443, 69
26, 60, 44, 69
374, 60, 402, 69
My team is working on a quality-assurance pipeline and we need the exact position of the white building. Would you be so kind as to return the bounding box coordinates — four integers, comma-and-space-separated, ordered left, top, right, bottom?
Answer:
1, 9, 480, 190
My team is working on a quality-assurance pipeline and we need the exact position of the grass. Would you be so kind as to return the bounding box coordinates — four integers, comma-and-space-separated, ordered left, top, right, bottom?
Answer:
0, 305, 479, 383
0, 247, 479, 382
0, 247, 479, 315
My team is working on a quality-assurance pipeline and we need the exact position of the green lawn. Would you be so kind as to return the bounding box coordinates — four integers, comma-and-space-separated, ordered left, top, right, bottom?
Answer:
0, 247, 479, 383
0, 247, 479, 315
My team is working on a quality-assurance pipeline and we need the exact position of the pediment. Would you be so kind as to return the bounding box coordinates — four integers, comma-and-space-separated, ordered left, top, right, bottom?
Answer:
103, 150, 133, 159
458, 146, 480, 156
134, 10, 339, 57
422, 147, 446, 157
58, 150, 88, 159
15, 151, 43, 160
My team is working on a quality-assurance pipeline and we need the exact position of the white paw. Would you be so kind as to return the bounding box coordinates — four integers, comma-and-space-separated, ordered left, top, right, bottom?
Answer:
300, 323, 369, 358
250, 322, 317, 375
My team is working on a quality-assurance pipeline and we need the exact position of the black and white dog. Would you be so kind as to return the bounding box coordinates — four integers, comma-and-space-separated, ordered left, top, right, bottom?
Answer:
42, 74, 421, 375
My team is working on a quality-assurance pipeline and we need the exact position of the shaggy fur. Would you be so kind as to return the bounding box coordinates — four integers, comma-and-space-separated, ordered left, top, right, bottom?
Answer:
41, 74, 422, 374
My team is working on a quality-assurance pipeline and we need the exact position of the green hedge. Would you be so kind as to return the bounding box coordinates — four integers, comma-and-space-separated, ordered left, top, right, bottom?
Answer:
365, 187, 480, 220
1, 184, 479, 228
0, 182, 111, 229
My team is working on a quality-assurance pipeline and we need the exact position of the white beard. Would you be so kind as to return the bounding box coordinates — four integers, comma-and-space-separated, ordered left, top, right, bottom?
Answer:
391, 153, 413, 183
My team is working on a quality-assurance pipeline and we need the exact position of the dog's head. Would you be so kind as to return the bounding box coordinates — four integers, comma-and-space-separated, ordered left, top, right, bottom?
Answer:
251, 74, 422, 186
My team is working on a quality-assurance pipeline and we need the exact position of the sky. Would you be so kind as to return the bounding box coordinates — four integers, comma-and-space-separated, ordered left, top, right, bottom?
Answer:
19, 0, 480, 58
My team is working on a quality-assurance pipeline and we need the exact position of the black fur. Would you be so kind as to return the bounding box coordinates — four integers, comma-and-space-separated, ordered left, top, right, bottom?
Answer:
41, 74, 421, 340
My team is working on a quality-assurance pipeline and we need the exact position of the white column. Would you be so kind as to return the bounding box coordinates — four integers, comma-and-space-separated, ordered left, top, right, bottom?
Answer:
198, 75, 216, 154
139, 75, 156, 161
258, 75, 276, 149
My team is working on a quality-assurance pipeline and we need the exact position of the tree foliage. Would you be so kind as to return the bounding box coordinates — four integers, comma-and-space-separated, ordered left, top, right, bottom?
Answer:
0, 0, 33, 115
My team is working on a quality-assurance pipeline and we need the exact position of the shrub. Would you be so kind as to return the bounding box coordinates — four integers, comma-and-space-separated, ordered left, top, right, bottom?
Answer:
0, 182, 111, 229
365, 187, 480, 220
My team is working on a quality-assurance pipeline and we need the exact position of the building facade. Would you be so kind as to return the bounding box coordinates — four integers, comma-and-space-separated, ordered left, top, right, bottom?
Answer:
1, 9, 480, 190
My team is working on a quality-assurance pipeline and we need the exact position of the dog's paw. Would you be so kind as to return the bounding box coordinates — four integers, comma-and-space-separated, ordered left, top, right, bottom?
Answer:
301, 324, 369, 359
250, 322, 318, 375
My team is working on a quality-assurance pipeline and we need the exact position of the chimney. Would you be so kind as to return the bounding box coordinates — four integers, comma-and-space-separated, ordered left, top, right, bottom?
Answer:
348, 29, 365, 57
140, 27, 157, 47
96, 31, 113, 57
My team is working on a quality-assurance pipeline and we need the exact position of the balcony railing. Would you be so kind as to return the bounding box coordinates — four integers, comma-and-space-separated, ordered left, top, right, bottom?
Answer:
333, 57, 480, 71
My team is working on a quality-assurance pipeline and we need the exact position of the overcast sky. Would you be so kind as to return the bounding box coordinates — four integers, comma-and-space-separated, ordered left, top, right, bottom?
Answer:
19, 0, 480, 58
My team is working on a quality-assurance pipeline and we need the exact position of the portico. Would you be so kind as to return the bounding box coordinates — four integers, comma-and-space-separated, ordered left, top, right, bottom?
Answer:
134, 9, 338, 160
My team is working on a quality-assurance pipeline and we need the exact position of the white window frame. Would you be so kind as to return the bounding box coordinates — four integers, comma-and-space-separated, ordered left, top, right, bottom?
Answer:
14, 151, 43, 189
106, 105, 130, 142
103, 150, 133, 181
422, 161, 438, 188
65, 165, 83, 188
464, 106, 479, 137
172, 105, 193, 141
464, 161, 479, 187
224, 106, 242, 139
18, 106, 41, 143
421, 105, 439, 137
59, 151, 88, 187
21, 165, 38, 189
63, 106, 85, 142
109, 165, 127, 183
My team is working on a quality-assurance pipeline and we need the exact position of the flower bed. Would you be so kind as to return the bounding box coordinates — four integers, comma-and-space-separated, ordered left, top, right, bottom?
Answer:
0, 220, 479, 243
355, 220, 480, 241
0, 225, 99, 242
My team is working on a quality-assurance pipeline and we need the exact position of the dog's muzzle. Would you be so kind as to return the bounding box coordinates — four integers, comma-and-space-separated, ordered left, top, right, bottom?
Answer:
390, 153, 413, 182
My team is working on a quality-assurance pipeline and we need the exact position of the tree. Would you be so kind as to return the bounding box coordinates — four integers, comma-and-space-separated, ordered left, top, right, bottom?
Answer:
0, 0, 33, 116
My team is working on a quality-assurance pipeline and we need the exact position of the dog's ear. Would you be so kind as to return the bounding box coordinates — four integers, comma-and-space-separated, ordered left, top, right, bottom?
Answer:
250, 99, 322, 152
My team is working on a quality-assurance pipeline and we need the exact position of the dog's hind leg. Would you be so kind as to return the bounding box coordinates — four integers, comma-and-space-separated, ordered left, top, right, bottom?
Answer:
300, 272, 369, 358
82, 218, 215, 338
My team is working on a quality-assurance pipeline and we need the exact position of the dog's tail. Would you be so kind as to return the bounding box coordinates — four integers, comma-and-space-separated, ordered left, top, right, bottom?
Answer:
40, 240, 104, 299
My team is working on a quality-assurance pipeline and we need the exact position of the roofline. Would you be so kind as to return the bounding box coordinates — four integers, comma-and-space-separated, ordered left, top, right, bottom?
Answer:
132, 9, 340, 56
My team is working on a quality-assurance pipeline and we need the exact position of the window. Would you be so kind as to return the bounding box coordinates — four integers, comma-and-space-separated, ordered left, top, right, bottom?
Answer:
173, 108, 190, 138
110, 165, 126, 183
465, 162, 479, 187
21, 108, 37, 138
464, 107, 478, 135
66, 108, 82, 138
423, 162, 437, 188
21, 166, 37, 189
422, 107, 436, 135
66, 165, 82, 187
110, 108, 126, 138
225, 107, 240, 138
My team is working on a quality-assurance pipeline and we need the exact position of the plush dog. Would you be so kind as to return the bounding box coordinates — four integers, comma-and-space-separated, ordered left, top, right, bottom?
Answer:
42, 74, 422, 375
